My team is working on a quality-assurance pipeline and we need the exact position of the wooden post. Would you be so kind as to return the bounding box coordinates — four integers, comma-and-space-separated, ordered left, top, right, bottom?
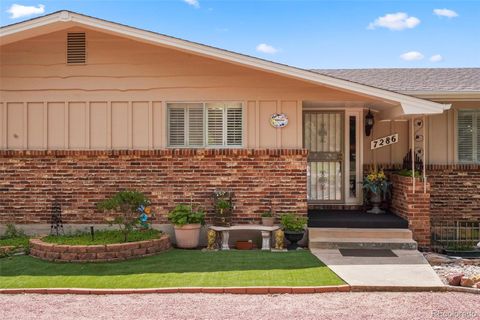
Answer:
411, 116, 415, 194
423, 115, 427, 193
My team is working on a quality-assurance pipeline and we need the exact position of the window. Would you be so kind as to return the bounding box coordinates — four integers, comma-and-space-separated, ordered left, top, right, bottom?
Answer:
458, 109, 480, 163
167, 102, 243, 147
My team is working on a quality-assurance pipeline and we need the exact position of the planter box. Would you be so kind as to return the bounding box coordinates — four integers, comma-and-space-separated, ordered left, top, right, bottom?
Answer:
29, 234, 171, 262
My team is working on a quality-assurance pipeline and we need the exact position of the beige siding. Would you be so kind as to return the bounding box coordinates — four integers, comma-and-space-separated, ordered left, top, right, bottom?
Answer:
363, 118, 409, 165
0, 27, 379, 150
426, 101, 480, 164
7, 102, 25, 149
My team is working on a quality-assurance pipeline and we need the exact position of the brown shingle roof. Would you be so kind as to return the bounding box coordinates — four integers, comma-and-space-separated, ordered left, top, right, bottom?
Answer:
311, 68, 480, 93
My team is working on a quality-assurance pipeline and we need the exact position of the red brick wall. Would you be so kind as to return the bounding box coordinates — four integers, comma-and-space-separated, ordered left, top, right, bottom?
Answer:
427, 164, 480, 223
0, 149, 307, 225
390, 174, 431, 248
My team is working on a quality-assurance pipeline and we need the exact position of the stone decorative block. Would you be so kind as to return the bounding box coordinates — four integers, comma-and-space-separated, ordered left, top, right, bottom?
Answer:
29, 235, 170, 262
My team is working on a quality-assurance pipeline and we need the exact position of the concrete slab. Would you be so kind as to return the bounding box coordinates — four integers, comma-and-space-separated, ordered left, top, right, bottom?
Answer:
312, 249, 444, 287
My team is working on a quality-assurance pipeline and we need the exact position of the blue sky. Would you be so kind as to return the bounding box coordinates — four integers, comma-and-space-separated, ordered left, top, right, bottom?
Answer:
1, 0, 479, 69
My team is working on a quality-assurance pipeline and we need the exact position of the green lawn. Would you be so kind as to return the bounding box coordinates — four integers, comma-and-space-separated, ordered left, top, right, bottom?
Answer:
0, 249, 343, 288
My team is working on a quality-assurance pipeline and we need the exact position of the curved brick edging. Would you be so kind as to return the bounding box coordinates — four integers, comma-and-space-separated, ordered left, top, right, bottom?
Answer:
0, 285, 351, 295
29, 235, 171, 262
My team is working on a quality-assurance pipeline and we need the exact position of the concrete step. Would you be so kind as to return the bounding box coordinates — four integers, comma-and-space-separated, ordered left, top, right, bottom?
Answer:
309, 228, 413, 240
308, 228, 417, 250
309, 238, 418, 250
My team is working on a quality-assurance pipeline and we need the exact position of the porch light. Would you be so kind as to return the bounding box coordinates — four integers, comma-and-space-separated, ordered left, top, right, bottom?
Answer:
365, 109, 375, 136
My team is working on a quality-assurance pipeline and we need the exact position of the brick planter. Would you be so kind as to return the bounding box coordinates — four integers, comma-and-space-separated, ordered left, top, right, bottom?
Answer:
390, 174, 431, 248
29, 234, 171, 262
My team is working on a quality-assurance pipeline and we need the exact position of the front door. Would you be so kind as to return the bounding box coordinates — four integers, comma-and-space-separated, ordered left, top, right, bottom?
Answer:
304, 111, 344, 203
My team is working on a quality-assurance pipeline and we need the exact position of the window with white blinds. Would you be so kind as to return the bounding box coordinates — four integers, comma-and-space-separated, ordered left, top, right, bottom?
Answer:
458, 109, 480, 163
167, 102, 243, 147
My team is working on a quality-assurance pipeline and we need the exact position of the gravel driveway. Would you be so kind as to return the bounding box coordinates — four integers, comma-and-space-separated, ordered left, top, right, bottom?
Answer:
1, 292, 479, 320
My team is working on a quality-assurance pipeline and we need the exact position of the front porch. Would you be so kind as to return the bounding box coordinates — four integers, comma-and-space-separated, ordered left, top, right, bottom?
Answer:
308, 210, 408, 229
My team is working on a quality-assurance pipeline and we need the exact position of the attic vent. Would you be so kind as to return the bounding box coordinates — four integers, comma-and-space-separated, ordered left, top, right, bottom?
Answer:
67, 33, 86, 64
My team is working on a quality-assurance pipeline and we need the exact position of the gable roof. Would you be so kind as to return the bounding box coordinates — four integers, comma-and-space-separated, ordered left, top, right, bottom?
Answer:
313, 68, 480, 93
0, 10, 450, 117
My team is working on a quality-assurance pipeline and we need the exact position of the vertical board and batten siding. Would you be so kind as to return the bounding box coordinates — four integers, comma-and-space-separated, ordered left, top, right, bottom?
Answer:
0, 100, 305, 150
0, 27, 376, 151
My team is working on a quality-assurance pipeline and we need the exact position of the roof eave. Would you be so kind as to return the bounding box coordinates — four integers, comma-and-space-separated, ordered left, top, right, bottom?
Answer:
1, 10, 448, 116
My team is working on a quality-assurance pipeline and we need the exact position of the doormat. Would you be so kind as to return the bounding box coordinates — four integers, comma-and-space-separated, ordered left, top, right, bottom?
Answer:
339, 249, 398, 257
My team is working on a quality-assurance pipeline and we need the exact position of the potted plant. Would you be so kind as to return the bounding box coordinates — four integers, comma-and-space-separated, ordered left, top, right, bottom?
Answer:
280, 213, 307, 250
261, 212, 275, 226
362, 170, 391, 214
168, 204, 205, 248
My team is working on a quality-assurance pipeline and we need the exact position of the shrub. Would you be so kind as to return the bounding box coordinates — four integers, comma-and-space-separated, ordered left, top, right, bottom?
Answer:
168, 204, 205, 226
395, 169, 421, 177
2, 223, 26, 239
280, 213, 307, 232
261, 212, 273, 217
97, 190, 153, 242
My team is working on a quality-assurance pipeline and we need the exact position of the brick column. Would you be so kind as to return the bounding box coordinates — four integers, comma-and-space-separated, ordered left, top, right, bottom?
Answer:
390, 174, 431, 249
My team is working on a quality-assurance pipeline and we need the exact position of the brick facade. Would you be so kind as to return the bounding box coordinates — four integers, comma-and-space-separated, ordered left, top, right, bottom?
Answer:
390, 174, 431, 248
0, 149, 307, 225
427, 164, 480, 223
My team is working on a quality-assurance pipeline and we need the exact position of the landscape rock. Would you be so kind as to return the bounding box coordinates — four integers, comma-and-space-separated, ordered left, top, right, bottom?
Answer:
460, 277, 475, 287
471, 274, 480, 282
423, 253, 455, 265
446, 273, 464, 286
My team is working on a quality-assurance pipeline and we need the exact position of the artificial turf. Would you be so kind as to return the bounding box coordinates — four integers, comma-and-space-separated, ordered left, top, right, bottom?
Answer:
0, 249, 343, 288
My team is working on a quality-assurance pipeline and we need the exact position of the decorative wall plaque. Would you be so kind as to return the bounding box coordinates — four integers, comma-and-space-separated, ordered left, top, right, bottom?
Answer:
270, 113, 288, 128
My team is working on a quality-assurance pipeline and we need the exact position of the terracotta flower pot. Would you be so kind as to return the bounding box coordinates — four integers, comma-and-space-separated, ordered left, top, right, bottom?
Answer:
261, 217, 275, 226
174, 224, 201, 248
236, 240, 253, 250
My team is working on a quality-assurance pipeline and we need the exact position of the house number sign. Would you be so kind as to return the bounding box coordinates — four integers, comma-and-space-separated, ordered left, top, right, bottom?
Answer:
370, 133, 398, 150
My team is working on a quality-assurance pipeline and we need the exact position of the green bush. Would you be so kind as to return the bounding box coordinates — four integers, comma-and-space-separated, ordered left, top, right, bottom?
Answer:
261, 212, 273, 217
97, 190, 152, 242
395, 169, 421, 177
168, 204, 205, 226
43, 229, 161, 245
280, 213, 307, 232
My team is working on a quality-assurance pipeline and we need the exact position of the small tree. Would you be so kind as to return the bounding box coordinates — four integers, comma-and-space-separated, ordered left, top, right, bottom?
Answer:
97, 190, 150, 242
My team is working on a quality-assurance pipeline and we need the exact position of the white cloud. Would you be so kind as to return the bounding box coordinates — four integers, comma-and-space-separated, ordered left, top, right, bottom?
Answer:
368, 12, 420, 31
6, 4, 45, 19
256, 43, 278, 54
400, 51, 424, 61
430, 54, 443, 62
434, 9, 458, 18
183, 0, 199, 8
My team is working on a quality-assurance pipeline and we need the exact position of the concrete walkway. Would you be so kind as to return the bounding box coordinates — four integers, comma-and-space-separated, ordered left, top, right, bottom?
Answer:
311, 249, 445, 287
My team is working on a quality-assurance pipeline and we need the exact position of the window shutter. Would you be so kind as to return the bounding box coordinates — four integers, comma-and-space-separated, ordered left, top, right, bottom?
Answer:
168, 107, 185, 146
226, 106, 243, 146
207, 106, 224, 146
67, 33, 86, 64
458, 111, 475, 162
188, 106, 204, 146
